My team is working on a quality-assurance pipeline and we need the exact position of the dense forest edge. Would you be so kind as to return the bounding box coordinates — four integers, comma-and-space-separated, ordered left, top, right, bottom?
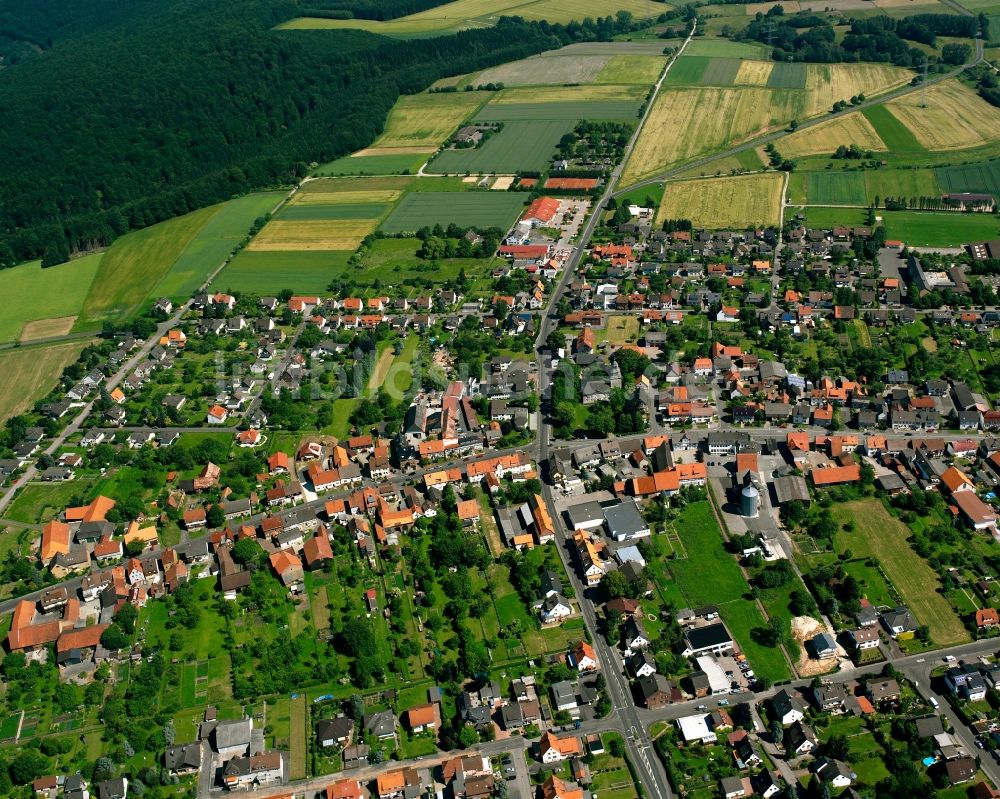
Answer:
0, 0, 665, 270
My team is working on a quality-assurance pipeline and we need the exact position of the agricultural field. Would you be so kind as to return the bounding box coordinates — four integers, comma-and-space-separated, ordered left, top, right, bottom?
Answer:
314, 151, 429, 177
656, 173, 784, 228
371, 91, 489, 149
666, 57, 807, 88
0, 254, 103, 343
885, 80, 1000, 151
79, 192, 284, 325
682, 39, 771, 58
246, 219, 379, 251
279, 0, 668, 36
212, 251, 351, 294
0, 340, 95, 421
428, 119, 575, 173
474, 51, 611, 87
832, 499, 969, 647
860, 104, 925, 153
155, 192, 286, 298
788, 167, 943, 205
779, 112, 887, 158
379, 191, 526, 233
595, 54, 665, 84
936, 158, 1000, 196
624, 62, 910, 182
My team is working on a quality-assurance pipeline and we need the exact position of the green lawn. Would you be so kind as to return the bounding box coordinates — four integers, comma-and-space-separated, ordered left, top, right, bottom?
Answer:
841, 559, 898, 608
667, 502, 747, 606
354, 237, 496, 287
0, 254, 103, 343
5, 480, 96, 525
832, 499, 968, 647
719, 599, 792, 684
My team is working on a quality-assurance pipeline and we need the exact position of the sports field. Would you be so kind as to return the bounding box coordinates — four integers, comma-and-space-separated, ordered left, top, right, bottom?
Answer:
428, 119, 574, 173
371, 91, 489, 149
0, 254, 103, 343
885, 80, 1000, 151
379, 191, 525, 233
279, 0, 667, 36
832, 499, 968, 646
656, 173, 783, 229
779, 112, 887, 158
246, 219, 380, 251
212, 251, 351, 294
883, 210, 1000, 247
0, 341, 95, 421
314, 151, 429, 176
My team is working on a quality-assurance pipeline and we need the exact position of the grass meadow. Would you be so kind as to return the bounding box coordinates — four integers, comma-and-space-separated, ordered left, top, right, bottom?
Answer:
0, 254, 103, 343
832, 499, 968, 646
212, 251, 351, 294
0, 341, 96, 421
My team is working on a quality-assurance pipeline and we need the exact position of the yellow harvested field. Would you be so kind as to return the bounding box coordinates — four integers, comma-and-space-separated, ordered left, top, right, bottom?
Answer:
246, 220, 379, 251
778, 112, 887, 158
734, 60, 773, 85
493, 84, 648, 104
624, 87, 796, 182
291, 190, 403, 205
372, 91, 489, 149
656, 173, 784, 229
353, 146, 434, 156
20, 316, 77, 341
596, 54, 665, 85
886, 80, 1000, 151
802, 63, 911, 117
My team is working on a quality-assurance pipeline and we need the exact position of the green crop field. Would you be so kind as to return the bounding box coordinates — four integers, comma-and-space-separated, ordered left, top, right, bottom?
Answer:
314, 152, 428, 176
806, 172, 867, 205
766, 61, 807, 89
861, 104, 926, 153
276, 203, 391, 221
379, 191, 526, 233
937, 159, 1000, 196
476, 100, 642, 121
682, 39, 771, 58
80, 205, 219, 325
0, 254, 103, 343
833, 499, 969, 646
882, 210, 1000, 247
596, 54, 665, 85
212, 250, 351, 294
156, 192, 286, 299
702, 57, 742, 85
664, 56, 710, 85
428, 119, 574, 172
0, 340, 95, 422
